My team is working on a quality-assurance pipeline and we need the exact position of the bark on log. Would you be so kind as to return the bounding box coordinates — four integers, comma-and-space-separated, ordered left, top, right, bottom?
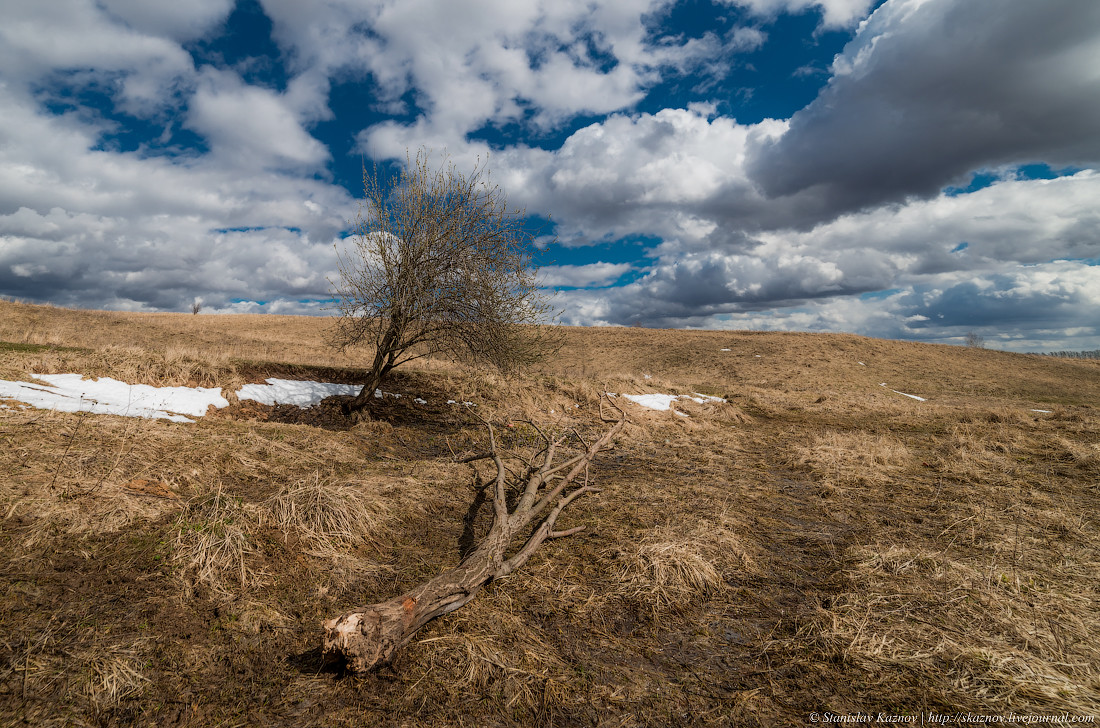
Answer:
322, 402, 625, 672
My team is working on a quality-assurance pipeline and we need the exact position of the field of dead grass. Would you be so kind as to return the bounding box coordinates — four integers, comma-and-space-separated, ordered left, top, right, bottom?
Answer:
1, 299, 1098, 726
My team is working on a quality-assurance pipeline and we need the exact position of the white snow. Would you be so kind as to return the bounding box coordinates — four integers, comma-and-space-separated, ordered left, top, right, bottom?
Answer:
236, 378, 415, 407
0, 373, 228, 423
858, 361, 865, 366
0, 372, 451, 420
1031, 409, 1053, 413
622, 394, 679, 411
879, 383, 926, 401
237, 378, 362, 406
621, 392, 726, 412
720, 348, 731, 352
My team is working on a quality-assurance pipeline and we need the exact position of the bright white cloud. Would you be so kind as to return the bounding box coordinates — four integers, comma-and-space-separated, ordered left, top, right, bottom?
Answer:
260, 0, 768, 150
539, 262, 634, 288
755, 172, 1100, 274
723, 0, 876, 27
186, 68, 331, 170
97, 0, 235, 41
0, 82, 352, 311
487, 108, 786, 245
0, 0, 196, 115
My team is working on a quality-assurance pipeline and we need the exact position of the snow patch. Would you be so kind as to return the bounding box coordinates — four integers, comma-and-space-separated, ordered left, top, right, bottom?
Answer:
0, 374, 228, 423
237, 378, 415, 407
879, 383, 926, 401
237, 378, 362, 406
620, 392, 727, 413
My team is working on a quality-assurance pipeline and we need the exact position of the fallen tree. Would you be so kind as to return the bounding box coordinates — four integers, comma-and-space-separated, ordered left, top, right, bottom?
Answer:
322, 401, 625, 672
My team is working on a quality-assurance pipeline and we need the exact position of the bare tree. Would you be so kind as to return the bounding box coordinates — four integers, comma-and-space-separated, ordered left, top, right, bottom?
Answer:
191, 299, 202, 315
323, 400, 625, 672
330, 149, 556, 416
965, 331, 986, 348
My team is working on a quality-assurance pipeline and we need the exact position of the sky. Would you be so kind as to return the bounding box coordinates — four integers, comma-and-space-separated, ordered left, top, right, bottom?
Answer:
1, 0, 1098, 352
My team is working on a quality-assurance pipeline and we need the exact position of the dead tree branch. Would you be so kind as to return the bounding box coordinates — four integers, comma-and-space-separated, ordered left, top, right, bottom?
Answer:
322, 400, 625, 672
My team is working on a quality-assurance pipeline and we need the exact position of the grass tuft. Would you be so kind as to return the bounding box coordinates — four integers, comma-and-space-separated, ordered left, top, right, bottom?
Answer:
173, 487, 265, 598
263, 472, 390, 556
614, 536, 723, 613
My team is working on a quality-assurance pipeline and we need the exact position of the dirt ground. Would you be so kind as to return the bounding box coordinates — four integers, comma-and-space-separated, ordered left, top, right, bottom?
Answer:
1, 300, 1098, 726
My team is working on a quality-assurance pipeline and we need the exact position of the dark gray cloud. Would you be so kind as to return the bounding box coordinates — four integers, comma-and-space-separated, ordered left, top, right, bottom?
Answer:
747, 0, 1100, 218
549, 170, 1100, 351
555, 259, 1100, 351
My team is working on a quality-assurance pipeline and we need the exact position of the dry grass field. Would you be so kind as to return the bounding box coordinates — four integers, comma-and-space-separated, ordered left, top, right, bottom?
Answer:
1, 299, 1098, 726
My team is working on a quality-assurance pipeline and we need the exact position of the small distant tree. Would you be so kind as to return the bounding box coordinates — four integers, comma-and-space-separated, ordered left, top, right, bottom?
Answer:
330, 148, 556, 416
191, 299, 202, 315
965, 331, 985, 349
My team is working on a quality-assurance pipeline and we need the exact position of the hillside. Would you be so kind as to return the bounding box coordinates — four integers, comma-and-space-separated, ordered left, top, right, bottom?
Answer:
1, 300, 1098, 726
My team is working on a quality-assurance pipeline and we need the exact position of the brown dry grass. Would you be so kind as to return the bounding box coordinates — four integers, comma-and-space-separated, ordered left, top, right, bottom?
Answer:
2, 299, 1100, 726
787, 430, 914, 495
173, 487, 268, 599
263, 473, 391, 556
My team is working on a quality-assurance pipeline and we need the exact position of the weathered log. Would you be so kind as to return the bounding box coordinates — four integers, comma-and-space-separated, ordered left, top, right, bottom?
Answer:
322, 402, 625, 672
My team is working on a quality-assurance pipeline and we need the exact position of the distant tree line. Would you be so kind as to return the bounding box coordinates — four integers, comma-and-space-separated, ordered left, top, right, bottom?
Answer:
1043, 349, 1100, 359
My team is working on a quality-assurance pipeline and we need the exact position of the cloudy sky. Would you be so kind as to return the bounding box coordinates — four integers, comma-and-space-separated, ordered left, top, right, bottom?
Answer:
1, 0, 1098, 351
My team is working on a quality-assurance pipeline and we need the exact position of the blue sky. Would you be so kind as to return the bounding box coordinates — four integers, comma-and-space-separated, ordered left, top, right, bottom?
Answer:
1, 0, 1098, 351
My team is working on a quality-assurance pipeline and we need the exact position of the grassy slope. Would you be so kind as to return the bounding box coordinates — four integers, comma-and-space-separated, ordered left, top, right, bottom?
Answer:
1, 300, 1098, 726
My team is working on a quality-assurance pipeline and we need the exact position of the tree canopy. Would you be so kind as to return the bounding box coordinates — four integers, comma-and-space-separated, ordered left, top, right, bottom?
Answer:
330, 149, 556, 414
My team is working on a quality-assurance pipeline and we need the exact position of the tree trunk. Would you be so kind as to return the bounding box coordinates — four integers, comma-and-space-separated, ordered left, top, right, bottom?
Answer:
344, 369, 384, 415
322, 404, 625, 672
322, 529, 506, 671
345, 321, 401, 416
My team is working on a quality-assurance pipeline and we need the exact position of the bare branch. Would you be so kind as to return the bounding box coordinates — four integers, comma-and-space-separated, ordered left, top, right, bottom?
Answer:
548, 525, 587, 539
328, 148, 561, 417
